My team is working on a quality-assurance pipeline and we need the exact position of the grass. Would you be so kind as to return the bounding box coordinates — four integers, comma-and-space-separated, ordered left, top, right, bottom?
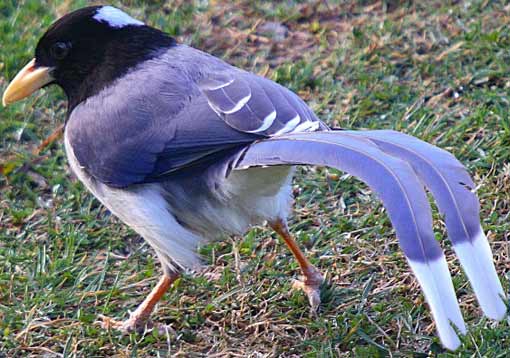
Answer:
1, 0, 510, 356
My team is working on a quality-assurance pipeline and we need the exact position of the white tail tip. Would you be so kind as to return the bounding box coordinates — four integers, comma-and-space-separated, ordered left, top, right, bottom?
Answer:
453, 230, 507, 320
408, 256, 466, 350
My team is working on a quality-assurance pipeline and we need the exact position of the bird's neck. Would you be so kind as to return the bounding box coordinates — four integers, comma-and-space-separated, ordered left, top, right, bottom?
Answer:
64, 28, 176, 112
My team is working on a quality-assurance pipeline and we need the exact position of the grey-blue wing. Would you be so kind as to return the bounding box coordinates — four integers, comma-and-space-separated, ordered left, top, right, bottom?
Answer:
66, 79, 257, 188
65, 45, 328, 188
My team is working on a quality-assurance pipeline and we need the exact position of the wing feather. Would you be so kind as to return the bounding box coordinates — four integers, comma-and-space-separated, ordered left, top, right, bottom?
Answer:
198, 71, 325, 136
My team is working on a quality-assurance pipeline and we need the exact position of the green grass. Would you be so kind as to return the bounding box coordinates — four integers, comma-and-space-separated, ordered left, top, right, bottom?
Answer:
1, 0, 510, 357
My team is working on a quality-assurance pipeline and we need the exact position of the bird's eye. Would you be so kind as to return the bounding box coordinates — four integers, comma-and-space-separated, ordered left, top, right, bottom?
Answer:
50, 42, 71, 60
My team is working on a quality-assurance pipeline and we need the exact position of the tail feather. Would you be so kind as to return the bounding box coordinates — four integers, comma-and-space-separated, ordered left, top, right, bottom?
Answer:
453, 231, 506, 320
236, 130, 470, 349
348, 130, 506, 319
407, 256, 466, 350
235, 130, 507, 349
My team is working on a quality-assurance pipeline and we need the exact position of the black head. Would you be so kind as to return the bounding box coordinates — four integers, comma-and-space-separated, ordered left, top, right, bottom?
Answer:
3, 5, 175, 110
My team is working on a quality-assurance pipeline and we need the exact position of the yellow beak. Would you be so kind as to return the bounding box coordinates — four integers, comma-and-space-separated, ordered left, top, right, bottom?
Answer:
2, 59, 54, 106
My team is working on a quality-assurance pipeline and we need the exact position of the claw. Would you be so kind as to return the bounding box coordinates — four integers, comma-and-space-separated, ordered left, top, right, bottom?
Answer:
292, 269, 324, 312
97, 313, 152, 334
96, 275, 178, 335
97, 313, 173, 336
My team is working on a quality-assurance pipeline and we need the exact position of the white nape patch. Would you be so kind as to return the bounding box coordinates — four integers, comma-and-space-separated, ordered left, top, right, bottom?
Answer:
93, 6, 144, 28
274, 114, 301, 136
247, 110, 277, 133
453, 229, 507, 320
223, 93, 251, 114
407, 256, 466, 351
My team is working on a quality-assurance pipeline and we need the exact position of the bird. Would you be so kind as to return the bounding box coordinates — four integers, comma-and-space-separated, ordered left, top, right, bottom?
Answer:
2, 5, 506, 350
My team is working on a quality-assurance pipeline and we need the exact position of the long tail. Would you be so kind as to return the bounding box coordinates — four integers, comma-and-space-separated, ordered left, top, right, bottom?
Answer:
234, 130, 506, 350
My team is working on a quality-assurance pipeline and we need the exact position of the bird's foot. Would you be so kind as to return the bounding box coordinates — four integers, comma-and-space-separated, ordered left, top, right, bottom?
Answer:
292, 268, 324, 312
98, 314, 173, 335
97, 275, 177, 335
98, 313, 169, 334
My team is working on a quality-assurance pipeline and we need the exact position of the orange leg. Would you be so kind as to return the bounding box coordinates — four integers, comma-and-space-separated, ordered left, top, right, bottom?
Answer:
270, 219, 324, 310
99, 273, 178, 333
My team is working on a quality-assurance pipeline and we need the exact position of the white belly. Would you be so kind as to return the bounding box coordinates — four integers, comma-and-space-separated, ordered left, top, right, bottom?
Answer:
182, 165, 295, 238
64, 131, 294, 272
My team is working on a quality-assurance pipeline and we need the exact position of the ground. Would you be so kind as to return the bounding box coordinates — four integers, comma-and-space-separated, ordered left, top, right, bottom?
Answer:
1, 0, 510, 357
